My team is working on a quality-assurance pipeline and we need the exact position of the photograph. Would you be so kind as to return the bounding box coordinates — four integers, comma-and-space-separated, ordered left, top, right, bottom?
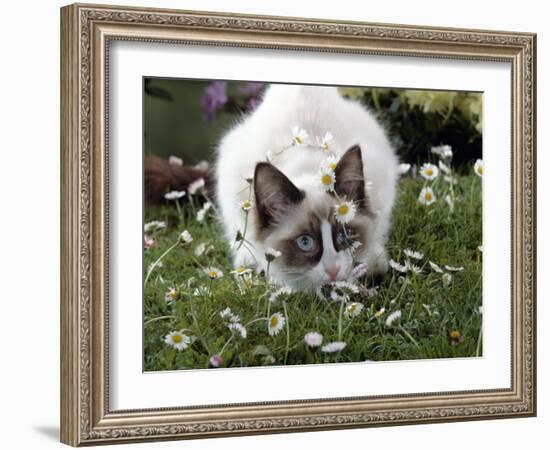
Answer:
142, 79, 484, 371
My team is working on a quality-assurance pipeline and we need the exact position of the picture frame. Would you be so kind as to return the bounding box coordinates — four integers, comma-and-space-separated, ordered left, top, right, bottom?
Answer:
60, 2, 537, 446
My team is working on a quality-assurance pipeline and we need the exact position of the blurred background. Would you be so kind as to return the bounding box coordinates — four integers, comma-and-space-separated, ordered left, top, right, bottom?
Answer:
143, 78, 482, 170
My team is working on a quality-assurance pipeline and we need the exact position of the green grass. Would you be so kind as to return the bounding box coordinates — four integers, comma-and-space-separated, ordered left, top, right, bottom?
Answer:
143, 173, 482, 371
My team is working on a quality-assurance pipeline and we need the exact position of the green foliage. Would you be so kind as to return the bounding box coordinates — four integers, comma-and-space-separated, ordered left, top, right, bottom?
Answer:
143, 172, 483, 371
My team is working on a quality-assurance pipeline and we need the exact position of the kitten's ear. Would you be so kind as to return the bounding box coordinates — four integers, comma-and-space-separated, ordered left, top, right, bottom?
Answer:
334, 145, 367, 209
254, 162, 304, 228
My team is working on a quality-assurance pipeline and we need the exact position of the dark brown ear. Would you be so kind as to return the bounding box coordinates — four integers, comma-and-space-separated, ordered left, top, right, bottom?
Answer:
334, 145, 367, 209
254, 162, 305, 228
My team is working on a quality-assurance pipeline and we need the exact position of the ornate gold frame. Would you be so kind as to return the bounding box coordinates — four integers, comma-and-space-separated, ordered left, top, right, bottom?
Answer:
60, 3, 536, 446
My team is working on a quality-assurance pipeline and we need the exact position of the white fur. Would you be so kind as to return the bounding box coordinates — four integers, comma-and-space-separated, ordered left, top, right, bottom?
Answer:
215, 85, 398, 289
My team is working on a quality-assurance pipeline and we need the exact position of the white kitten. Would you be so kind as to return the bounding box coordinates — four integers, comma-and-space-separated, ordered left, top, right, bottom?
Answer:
215, 84, 398, 291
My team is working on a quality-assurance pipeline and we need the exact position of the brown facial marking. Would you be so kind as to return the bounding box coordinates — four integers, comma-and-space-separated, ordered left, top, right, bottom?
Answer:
333, 145, 371, 214
277, 214, 323, 269
329, 213, 367, 253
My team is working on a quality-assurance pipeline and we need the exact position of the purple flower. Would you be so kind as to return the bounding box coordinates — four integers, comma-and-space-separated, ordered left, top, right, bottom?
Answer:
202, 81, 228, 123
209, 354, 223, 367
238, 82, 265, 96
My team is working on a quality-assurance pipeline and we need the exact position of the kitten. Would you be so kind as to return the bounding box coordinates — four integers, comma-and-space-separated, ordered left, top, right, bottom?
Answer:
215, 84, 398, 291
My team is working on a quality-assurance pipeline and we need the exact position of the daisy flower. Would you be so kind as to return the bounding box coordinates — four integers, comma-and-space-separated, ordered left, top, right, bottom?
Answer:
385, 310, 402, 327
193, 286, 211, 297
329, 281, 359, 302
351, 263, 369, 279
478, 245, 483, 252
231, 266, 252, 277
239, 199, 253, 211
404, 249, 424, 260
209, 354, 222, 367
321, 341, 347, 353
449, 330, 464, 346
442, 273, 453, 286
187, 177, 205, 195
204, 267, 223, 280
220, 307, 240, 323
418, 187, 436, 206
444, 265, 464, 272
227, 322, 247, 339
438, 160, 451, 175
474, 159, 484, 177
304, 332, 323, 348
319, 168, 336, 192
269, 286, 292, 303
265, 247, 282, 262
194, 242, 209, 257
165, 287, 179, 305
180, 229, 193, 244
268, 312, 285, 336
168, 155, 183, 166
407, 263, 422, 275
144, 220, 166, 232
419, 163, 439, 181
291, 126, 309, 146
144, 234, 155, 249
334, 201, 356, 224
429, 261, 444, 273
321, 155, 339, 172
397, 163, 411, 175
389, 259, 408, 273
164, 190, 186, 200
431, 144, 453, 160
318, 131, 334, 152
196, 201, 212, 222
345, 302, 364, 318
374, 307, 386, 318
164, 331, 191, 351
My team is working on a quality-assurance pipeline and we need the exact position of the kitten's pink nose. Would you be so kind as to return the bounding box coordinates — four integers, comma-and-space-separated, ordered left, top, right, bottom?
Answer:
325, 266, 340, 281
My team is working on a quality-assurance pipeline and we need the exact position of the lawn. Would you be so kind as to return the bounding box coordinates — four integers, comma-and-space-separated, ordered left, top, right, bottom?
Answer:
143, 168, 483, 371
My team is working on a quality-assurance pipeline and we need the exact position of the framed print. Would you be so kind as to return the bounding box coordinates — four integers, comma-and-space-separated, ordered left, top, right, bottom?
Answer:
60, 3, 537, 446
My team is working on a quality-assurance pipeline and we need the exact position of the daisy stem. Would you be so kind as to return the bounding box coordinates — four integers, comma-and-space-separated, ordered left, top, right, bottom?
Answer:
236, 211, 249, 251
143, 315, 176, 327
399, 325, 420, 349
283, 300, 290, 364
144, 240, 180, 286
174, 199, 184, 224
338, 299, 345, 341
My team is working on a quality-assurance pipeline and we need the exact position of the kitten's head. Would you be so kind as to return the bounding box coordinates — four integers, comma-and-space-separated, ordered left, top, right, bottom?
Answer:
253, 145, 372, 291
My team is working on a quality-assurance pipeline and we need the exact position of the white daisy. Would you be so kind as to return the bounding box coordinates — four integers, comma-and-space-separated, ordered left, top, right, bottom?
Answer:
204, 267, 223, 280
407, 262, 422, 275
321, 155, 339, 172
196, 201, 212, 222
239, 199, 253, 211
385, 310, 402, 327
180, 229, 193, 243
351, 263, 369, 279
389, 259, 408, 273
291, 126, 309, 146
442, 273, 453, 286
429, 261, 444, 273
265, 247, 282, 262
321, 341, 347, 353
144, 220, 166, 232
231, 266, 252, 277
268, 312, 285, 336
374, 307, 386, 318
269, 286, 293, 303
334, 201, 356, 224
444, 265, 464, 272
474, 159, 484, 177
165, 287, 179, 305
419, 163, 439, 181
164, 190, 186, 200
318, 131, 334, 152
319, 168, 336, 192
187, 177, 205, 195
304, 332, 323, 348
220, 307, 240, 323
418, 187, 436, 206
397, 163, 411, 175
438, 160, 451, 175
345, 302, 364, 318
431, 144, 453, 160
478, 245, 483, 252
404, 249, 424, 260
227, 322, 247, 339
192, 286, 211, 297
168, 155, 183, 166
164, 331, 191, 351
194, 242, 208, 257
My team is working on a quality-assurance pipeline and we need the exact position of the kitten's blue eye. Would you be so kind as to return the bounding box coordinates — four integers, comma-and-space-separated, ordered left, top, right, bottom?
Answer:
295, 234, 315, 252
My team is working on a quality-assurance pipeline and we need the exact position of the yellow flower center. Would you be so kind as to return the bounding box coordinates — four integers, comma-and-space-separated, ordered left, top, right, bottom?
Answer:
236, 266, 245, 274
329, 162, 337, 170
295, 137, 302, 144
349, 304, 356, 313
321, 174, 333, 186
425, 192, 433, 201
323, 143, 329, 150
478, 166, 483, 175
270, 316, 279, 327
449, 330, 461, 339
425, 168, 433, 176
242, 201, 250, 209
338, 204, 349, 216
172, 334, 183, 343
170, 290, 177, 300
208, 271, 218, 278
